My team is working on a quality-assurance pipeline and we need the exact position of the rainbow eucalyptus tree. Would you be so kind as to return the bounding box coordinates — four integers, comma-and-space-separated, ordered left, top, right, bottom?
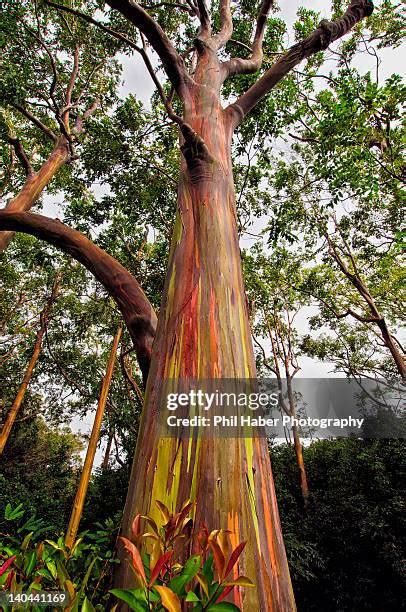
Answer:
0, 1, 374, 608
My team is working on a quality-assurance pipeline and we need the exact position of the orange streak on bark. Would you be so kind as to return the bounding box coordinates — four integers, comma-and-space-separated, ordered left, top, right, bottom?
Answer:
117, 90, 296, 610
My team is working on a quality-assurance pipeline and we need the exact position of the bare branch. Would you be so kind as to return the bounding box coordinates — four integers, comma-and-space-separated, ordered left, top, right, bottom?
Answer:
222, 0, 273, 76
212, 0, 232, 49
9, 102, 58, 142
63, 45, 80, 128
0, 211, 157, 383
227, 0, 374, 125
74, 98, 100, 134
105, 0, 192, 96
196, 0, 211, 38
7, 137, 33, 176
140, 1, 194, 13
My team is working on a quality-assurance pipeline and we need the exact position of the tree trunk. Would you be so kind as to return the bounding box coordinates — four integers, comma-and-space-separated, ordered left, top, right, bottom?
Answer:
377, 319, 405, 380
118, 84, 295, 610
286, 377, 309, 508
0, 326, 44, 454
0, 137, 70, 253
102, 428, 114, 471
0, 278, 59, 454
292, 425, 309, 509
65, 327, 122, 548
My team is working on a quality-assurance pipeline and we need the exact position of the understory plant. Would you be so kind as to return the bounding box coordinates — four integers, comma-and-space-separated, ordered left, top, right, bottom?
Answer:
111, 500, 254, 611
0, 503, 119, 611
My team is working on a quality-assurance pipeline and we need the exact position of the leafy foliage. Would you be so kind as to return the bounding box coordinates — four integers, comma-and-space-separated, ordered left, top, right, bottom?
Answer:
111, 500, 253, 611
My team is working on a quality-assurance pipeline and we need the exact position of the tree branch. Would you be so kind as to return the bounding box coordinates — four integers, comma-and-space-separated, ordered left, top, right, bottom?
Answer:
196, 0, 211, 38
227, 0, 374, 125
212, 0, 232, 49
7, 137, 33, 176
9, 102, 58, 142
0, 211, 157, 383
222, 0, 273, 77
63, 45, 80, 128
105, 0, 192, 96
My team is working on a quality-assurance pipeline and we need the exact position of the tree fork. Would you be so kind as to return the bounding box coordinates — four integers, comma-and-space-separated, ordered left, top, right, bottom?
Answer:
0, 137, 70, 253
65, 327, 122, 548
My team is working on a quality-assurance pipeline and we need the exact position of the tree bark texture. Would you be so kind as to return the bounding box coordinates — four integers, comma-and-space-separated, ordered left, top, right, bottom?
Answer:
118, 81, 296, 610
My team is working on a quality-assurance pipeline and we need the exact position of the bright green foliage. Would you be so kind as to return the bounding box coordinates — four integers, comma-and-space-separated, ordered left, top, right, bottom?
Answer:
0, 502, 119, 611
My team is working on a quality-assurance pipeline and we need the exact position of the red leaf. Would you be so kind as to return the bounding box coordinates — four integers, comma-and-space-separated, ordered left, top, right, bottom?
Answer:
175, 502, 194, 529
149, 550, 173, 587
209, 539, 226, 579
5, 569, 15, 589
0, 555, 16, 577
216, 585, 234, 603
119, 537, 146, 585
224, 542, 246, 579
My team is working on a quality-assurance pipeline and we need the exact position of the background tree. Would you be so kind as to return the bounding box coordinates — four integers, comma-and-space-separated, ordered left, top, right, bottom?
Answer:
244, 245, 312, 507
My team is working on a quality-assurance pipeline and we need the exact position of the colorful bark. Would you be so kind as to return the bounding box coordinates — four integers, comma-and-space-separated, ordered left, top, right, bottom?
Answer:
118, 86, 296, 609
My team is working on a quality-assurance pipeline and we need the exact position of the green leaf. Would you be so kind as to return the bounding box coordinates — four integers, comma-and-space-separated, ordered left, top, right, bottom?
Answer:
5, 502, 25, 521
109, 588, 148, 611
81, 597, 96, 612
169, 554, 201, 594
25, 550, 37, 577
202, 554, 214, 584
185, 591, 200, 602
207, 604, 240, 611
45, 558, 57, 580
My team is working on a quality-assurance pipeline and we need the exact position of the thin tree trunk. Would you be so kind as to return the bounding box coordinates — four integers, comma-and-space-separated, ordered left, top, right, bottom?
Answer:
376, 319, 405, 380
0, 137, 70, 253
65, 327, 122, 548
102, 428, 114, 471
0, 277, 60, 454
286, 377, 309, 508
117, 88, 295, 610
291, 426, 309, 508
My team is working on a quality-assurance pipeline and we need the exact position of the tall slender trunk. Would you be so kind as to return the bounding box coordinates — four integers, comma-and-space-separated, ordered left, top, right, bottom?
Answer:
0, 278, 59, 454
102, 428, 114, 471
0, 327, 44, 455
287, 377, 309, 508
118, 83, 295, 610
291, 426, 309, 508
0, 137, 70, 252
65, 327, 122, 548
